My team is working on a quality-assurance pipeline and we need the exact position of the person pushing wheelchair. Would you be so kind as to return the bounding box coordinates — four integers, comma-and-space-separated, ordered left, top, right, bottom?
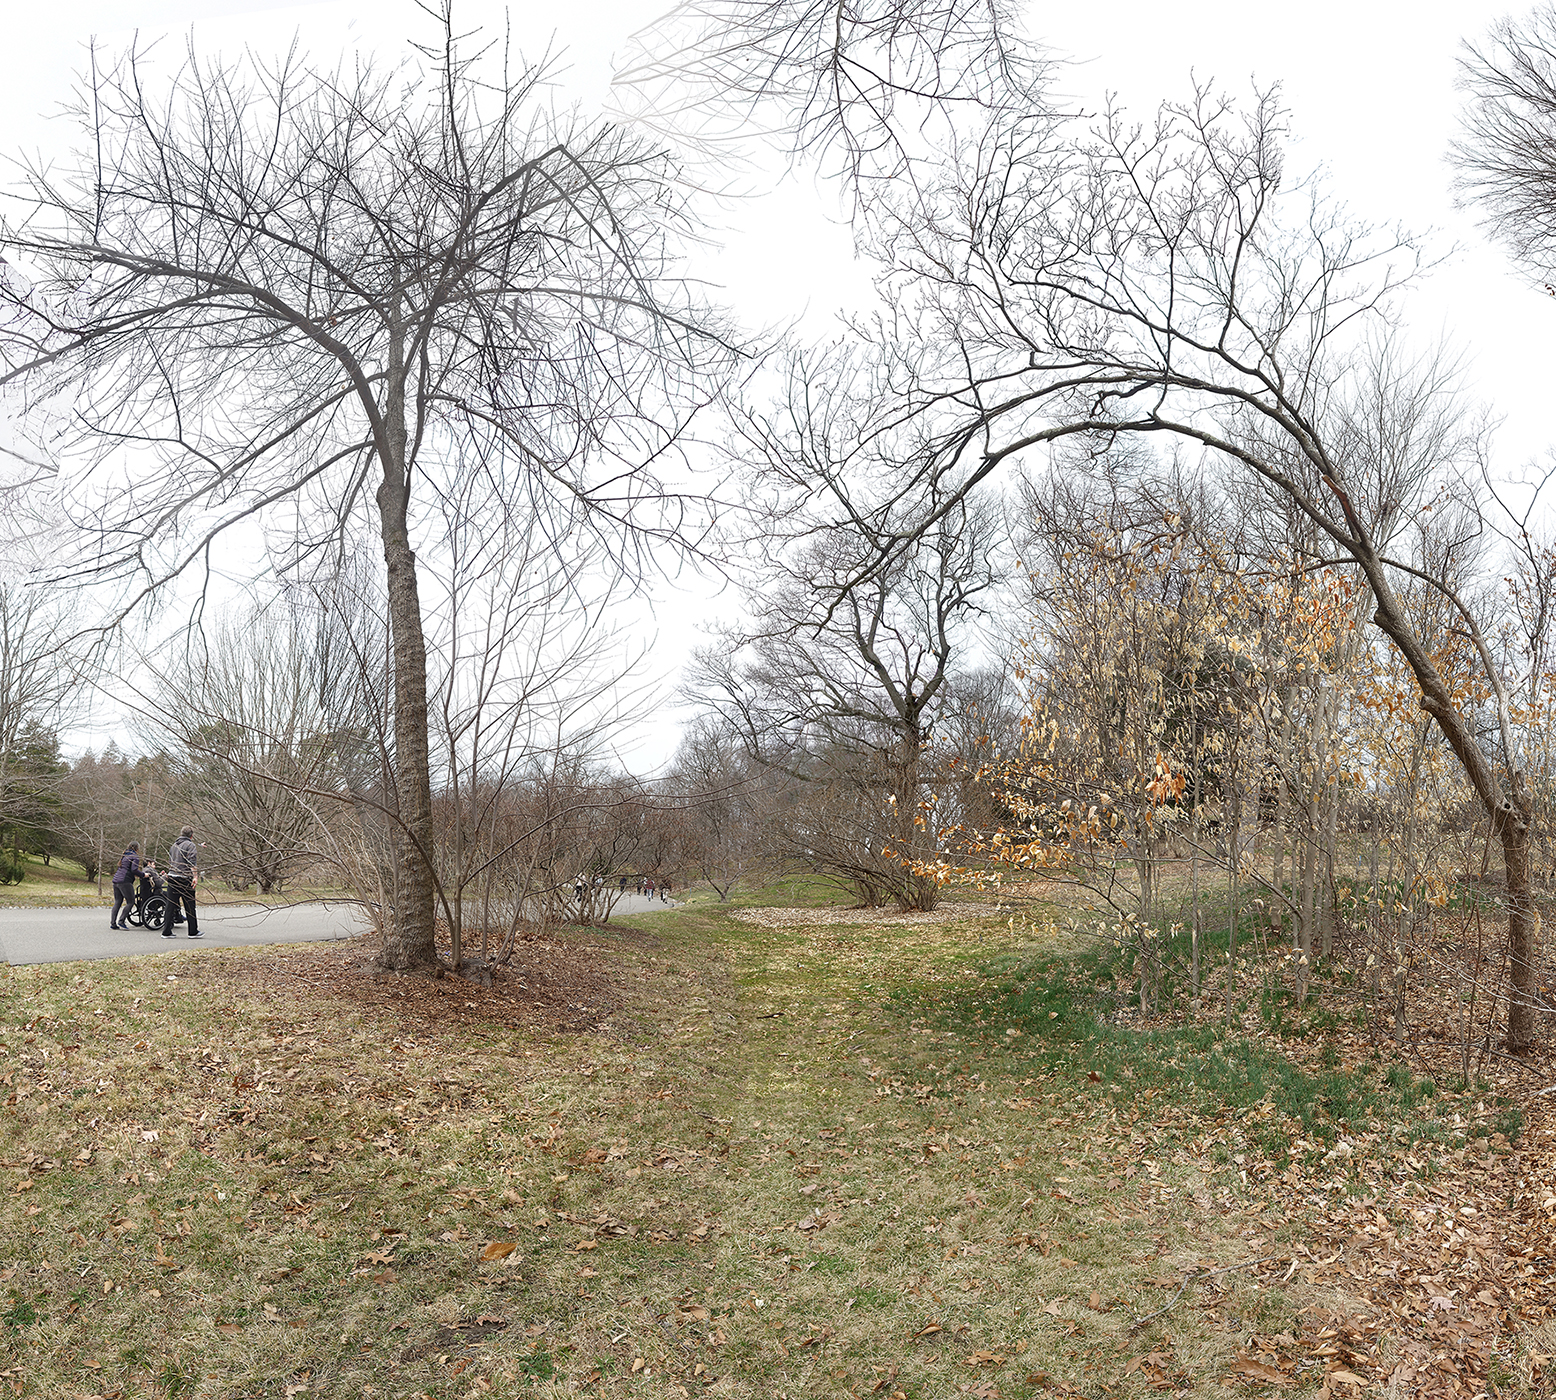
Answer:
110, 842, 140, 929
161, 826, 201, 939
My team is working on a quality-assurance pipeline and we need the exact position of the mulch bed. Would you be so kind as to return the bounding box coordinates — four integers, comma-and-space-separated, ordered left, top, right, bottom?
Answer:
200, 924, 651, 1036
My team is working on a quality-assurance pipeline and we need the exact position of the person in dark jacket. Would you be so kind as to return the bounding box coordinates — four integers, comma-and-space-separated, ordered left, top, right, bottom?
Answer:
110, 843, 140, 929
137, 860, 168, 925
161, 826, 201, 939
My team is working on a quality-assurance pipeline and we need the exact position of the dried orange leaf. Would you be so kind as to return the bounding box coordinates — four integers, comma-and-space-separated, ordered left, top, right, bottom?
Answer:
1234, 1354, 1289, 1384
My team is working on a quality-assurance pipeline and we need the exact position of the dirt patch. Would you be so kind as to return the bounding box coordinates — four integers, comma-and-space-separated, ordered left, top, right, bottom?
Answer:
203, 927, 640, 1035
401, 1315, 512, 1360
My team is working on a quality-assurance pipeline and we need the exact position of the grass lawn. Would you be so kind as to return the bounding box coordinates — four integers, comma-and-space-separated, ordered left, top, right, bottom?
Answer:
0, 885, 1550, 1398
0, 854, 104, 907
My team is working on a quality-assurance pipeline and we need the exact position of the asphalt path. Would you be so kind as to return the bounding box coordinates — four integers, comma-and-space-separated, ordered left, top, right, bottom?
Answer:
607, 892, 681, 917
0, 890, 682, 967
0, 901, 368, 966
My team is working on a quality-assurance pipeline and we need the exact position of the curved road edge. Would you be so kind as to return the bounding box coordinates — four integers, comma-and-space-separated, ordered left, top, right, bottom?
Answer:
0, 901, 369, 966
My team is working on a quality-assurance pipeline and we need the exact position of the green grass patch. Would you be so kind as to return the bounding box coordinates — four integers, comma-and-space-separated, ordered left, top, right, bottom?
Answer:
894, 941, 1520, 1166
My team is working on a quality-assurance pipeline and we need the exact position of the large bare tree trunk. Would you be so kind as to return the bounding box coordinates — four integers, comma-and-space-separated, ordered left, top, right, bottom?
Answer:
374, 315, 439, 973
891, 731, 938, 912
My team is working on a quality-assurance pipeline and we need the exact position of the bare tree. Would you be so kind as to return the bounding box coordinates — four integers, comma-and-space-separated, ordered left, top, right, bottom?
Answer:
0, 11, 731, 973
614, 0, 1051, 191
419, 450, 659, 968
862, 90, 1544, 1048
145, 608, 347, 894
690, 496, 997, 909
1453, 5, 1556, 273
630, 2, 1548, 1046
57, 747, 133, 888
665, 718, 766, 900
463, 756, 667, 954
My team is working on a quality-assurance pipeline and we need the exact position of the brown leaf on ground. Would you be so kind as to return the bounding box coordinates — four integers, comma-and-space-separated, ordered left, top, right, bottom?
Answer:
202, 926, 633, 1036
1233, 1353, 1292, 1384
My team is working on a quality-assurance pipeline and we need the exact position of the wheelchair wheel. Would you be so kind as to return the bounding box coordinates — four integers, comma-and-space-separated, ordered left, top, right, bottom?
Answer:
125, 900, 144, 928
143, 895, 167, 932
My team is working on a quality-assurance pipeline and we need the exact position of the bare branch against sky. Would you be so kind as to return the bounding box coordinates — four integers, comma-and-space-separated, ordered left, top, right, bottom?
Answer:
0, 3, 739, 969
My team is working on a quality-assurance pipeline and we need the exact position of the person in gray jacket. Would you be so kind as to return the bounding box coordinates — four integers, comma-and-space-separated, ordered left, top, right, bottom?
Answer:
162, 826, 201, 939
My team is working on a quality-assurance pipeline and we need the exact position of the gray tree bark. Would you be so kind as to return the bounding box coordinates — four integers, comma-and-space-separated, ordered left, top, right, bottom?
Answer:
374, 312, 438, 972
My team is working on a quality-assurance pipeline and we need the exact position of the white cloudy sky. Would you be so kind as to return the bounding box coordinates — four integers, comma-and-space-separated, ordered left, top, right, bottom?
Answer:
2, 0, 1549, 762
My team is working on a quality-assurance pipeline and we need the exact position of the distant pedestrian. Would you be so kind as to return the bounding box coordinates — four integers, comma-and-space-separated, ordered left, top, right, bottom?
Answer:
162, 826, 201, 939
661, 877, 670, 903
110, 843, 140, 929
619, 875, 627, 894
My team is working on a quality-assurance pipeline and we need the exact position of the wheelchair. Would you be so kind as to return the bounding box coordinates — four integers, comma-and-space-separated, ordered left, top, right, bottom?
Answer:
122, 875, 169, 932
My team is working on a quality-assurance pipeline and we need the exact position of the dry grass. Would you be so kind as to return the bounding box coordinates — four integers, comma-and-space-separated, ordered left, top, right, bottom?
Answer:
0, 894, 1545, 1399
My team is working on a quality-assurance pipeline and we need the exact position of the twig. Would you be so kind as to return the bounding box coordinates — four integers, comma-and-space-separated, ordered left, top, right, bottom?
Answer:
1129, 1254, 1283, 1331
1479, 1044, 1549, 1077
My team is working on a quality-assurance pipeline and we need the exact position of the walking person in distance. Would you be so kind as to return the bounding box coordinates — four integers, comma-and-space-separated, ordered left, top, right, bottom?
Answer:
110, 842, 140, 929
162, 826, 201, 939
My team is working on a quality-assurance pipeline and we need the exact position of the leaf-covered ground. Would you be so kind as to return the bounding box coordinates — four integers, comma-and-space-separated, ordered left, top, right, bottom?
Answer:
0, 892, 1552, 1399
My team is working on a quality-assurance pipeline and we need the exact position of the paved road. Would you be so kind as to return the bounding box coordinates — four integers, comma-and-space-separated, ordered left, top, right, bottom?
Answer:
0, 891, 681, 967
607, 893, 681, 918
0, 902, 368, 966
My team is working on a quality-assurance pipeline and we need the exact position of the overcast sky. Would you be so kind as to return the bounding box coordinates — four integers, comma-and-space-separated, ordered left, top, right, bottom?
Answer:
2, 0, 1548, 762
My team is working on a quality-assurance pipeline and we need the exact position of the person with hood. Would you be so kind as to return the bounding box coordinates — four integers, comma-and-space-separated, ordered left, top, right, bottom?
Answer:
162, 826, 201, 939
110, 842, 140, 929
